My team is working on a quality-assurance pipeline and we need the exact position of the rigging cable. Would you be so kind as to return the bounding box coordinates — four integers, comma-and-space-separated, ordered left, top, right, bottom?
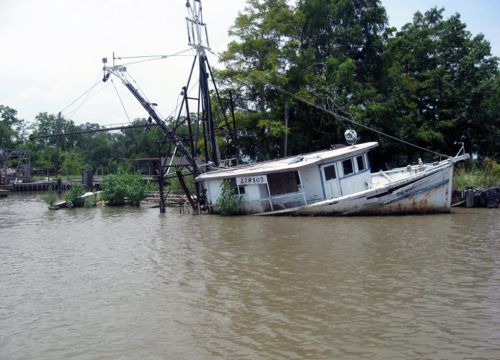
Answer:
59, 77, 103, 115
65, 82, 108, 120
116, 48, 195, 67
110, 78, 131, 123
266, 83, 451, 159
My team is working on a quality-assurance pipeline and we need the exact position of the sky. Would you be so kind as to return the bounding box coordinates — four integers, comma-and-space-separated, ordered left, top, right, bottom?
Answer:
1, 0, 499, 129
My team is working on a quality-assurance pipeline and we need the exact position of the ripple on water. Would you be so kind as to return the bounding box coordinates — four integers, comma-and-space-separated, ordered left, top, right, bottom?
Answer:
1, 195, 499, 359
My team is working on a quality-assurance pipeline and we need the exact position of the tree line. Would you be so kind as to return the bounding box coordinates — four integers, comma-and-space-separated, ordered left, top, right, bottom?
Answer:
1, 0, 498, 176
217, 0, 499, 166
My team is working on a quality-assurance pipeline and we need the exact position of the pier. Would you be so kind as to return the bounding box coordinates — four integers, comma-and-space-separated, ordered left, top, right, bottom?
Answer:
3, 179, 101, 192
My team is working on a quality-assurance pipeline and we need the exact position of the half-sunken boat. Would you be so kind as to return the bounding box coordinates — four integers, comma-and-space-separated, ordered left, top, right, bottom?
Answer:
197, 131, 469, 215
95, 1, 469, 216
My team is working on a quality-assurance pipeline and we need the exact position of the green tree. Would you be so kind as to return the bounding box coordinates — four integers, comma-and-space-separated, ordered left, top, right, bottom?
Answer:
0, 105, 26, 147
61, 150, 87, 177
385, 8, 499, 159
116, 118, 164, 159
217, 0, 297, 160
218, 0, 390, 159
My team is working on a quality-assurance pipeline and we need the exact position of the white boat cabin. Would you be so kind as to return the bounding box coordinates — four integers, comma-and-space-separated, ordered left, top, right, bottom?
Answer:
197, 142, 379, 214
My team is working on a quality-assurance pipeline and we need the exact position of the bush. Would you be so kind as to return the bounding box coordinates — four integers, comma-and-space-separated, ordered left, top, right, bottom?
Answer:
214, 180, 242, 215
84, 196, 96, 208
101, 173, 146, 206
43, 188, 56, 207
64, 184, 86, 207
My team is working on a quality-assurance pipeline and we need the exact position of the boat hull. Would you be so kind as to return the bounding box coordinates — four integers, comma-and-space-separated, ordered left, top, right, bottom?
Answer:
259, 163, 454, 216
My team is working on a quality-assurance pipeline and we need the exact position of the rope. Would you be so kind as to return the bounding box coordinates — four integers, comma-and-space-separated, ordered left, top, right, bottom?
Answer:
267, 83, 451, 159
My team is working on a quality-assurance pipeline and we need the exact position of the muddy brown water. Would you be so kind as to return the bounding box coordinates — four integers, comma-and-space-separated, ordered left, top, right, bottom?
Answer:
1, 193, 499, 359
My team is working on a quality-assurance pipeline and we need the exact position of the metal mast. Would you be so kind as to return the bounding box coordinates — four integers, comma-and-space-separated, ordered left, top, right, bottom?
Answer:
185, 0, 219, 167
99, 0, 236, 213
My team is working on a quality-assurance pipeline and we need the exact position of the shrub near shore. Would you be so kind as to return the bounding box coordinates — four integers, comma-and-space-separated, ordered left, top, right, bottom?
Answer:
454, 158, 500, 191
101, 173, 146, 206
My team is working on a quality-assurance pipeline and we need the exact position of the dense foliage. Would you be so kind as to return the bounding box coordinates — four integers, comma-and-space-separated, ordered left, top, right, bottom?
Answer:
217, 1, 499, 165
101, 173, 146, 206
1, 1, 498, 176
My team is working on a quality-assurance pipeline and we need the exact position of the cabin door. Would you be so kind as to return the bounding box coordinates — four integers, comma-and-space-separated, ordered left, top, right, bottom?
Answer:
321, 164, 341, 199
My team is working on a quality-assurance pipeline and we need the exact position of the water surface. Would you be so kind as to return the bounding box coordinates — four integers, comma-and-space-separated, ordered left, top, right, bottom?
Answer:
1, 194, 499, 359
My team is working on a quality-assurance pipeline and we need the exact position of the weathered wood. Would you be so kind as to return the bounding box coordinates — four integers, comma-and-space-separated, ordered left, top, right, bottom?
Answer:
465, 189, 475, 208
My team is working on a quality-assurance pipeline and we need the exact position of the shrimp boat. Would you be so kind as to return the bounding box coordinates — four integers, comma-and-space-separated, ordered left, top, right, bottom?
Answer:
196, 131, 469, 215
99, 1, 469, 215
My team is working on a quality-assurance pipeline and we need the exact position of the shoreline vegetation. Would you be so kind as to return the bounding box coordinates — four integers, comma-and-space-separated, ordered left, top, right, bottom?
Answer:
454, 158, 500, 192
39, 160, 500, 211
2, 3, 499, 212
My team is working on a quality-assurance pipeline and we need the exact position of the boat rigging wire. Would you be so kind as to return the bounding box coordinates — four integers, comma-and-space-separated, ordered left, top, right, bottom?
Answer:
59, 77, 103, 114
115, 48, 195, 67
110, 78, 131, 123
65, 82, 108, 120
265, 82, 451, 159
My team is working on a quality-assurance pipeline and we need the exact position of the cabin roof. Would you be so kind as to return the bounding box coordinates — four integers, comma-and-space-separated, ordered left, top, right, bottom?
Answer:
197, 142, 378, 181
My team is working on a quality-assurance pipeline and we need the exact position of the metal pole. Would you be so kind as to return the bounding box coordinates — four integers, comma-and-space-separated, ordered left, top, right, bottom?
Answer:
183, 86, 201, 214
284, 102, 289, 158
229, 90, 240, 165
199, 55, 218, 167
157, 142, 166, 213
57, 112, 62, 193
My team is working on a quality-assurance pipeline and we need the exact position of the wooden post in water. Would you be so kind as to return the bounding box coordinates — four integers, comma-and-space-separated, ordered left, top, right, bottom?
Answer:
465, 189, 475, 208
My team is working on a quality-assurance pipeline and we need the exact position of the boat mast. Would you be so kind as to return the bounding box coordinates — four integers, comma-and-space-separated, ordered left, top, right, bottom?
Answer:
100, 0, 232, 213
185, 0, 219, 167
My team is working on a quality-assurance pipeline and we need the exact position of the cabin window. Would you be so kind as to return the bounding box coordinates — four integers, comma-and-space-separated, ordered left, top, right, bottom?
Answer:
356, 155, 365, 171
342, 158, 354, 176
227, 178, 242, 194
268, 171, 300, 196
324, 165, 337, 180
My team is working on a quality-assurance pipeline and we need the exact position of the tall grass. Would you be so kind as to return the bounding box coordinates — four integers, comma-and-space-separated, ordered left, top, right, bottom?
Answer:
454, 158, 500, 191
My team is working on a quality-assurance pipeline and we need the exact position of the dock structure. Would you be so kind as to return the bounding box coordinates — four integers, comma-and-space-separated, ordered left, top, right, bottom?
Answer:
5, 179, 101, 192
0, 189, 8, 198
0, 148, 31, 185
